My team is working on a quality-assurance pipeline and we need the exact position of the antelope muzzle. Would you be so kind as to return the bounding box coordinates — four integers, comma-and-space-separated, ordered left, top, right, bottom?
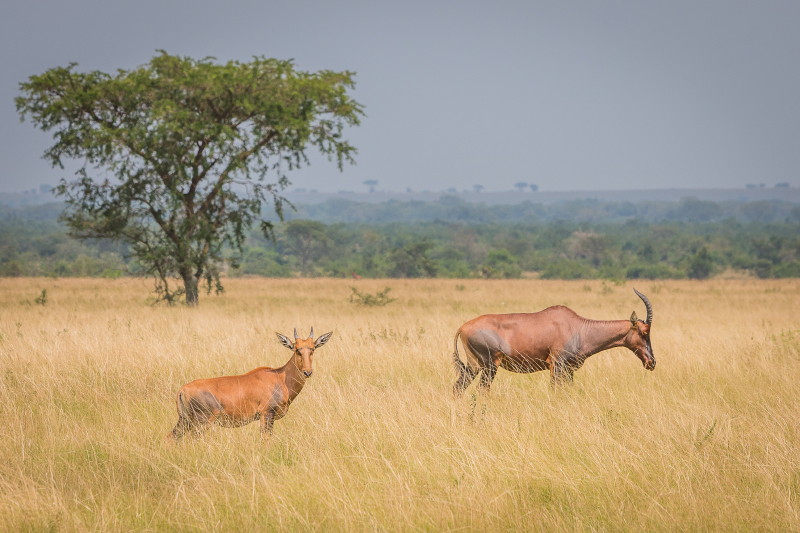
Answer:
641, 349, 656, 371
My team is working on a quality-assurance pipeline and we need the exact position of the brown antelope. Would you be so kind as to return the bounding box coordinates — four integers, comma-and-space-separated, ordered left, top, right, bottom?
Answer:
169, 328, 332, 442
452, 289, 654, 395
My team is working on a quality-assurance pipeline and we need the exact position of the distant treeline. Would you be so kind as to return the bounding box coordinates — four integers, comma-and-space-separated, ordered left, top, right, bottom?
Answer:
286, 194, 800, 224
1, 197, 799, 280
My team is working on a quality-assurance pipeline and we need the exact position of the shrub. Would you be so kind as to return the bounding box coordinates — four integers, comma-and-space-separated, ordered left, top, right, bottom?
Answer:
34, 289, 47, 306
348, 287, 396, 306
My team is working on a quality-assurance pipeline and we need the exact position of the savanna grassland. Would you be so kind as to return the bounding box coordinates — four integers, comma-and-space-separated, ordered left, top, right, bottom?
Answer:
1, 277, 798, 531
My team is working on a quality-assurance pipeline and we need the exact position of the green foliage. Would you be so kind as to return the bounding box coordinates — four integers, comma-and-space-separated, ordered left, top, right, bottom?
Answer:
773, 260, 800, 278
539, 257, 594, 280
282, 220, 332, 276
232, 247, 292, 277
688, 246, 714, 279
16, 52, 363, 305
348, 286, 396, 306
2, 197, 799, 281
34, 289, 47, 306
481, 249, 522, 279
388, 240, 437, 278
625, 262, 683, 280
432, 247, 473, 278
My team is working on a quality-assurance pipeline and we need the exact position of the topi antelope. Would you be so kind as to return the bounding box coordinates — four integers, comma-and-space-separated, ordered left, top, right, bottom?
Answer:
453, 289, 655, 395
169, 328, 332, 442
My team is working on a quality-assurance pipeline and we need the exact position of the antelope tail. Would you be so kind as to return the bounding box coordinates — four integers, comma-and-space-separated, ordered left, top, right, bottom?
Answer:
176, 390, 190, 419
452, 330, 469, 374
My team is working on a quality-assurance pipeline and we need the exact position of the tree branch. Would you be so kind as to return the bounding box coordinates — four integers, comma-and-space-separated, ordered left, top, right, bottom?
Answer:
197, 129, 279, 217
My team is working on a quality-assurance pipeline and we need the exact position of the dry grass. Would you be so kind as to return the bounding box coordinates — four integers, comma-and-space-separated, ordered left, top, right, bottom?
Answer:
1, 277, 798, 531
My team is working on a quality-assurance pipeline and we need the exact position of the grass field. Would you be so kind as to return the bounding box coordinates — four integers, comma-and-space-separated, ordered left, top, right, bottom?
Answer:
1, 277, 798, 531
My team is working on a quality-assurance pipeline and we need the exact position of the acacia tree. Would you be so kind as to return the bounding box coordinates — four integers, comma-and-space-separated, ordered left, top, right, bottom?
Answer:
16, 52, 363, 305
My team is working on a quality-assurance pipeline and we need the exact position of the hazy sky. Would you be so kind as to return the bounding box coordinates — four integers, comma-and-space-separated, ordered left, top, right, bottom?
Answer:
2, 1, 799, 193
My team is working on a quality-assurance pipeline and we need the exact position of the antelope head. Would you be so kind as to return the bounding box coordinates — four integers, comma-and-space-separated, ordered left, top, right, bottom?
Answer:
627, 289, 655, 371
276, 328, 334, 377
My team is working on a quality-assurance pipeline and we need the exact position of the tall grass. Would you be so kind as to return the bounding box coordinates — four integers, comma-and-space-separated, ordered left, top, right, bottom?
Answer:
1, 277, 798, 531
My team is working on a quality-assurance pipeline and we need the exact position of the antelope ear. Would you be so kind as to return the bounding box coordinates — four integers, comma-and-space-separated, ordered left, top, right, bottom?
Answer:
276, 332, 294, 350
314, 331, 333, 348
630, 311, 638, 325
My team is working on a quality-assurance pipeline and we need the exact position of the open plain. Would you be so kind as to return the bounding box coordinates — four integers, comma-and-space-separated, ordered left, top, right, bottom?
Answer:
1, 277, 798, 531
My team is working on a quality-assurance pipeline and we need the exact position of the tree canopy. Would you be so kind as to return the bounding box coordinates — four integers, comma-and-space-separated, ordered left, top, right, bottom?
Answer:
3, 197, 800, 280
16, 51, 363, 305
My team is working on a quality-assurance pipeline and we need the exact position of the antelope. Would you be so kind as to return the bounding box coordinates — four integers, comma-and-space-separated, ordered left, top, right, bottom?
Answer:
169, 328, 332, 442
452, 289, 654, 395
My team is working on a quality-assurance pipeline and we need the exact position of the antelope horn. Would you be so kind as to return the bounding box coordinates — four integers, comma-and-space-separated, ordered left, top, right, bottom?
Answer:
633, 288, 653, 324
310, 327, 314, 338
294, 328, 299, 339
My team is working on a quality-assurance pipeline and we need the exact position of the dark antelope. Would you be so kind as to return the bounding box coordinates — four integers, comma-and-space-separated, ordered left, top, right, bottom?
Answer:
453, 289, 654, 395
169, 328, 332, 442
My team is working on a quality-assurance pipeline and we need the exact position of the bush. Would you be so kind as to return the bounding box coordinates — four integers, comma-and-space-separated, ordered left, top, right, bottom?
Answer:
481, 249, 522, 279
773, 260, 800, 278
388, 241, 437, 278
34, 289, 47, 305
539, 258, 594, 280
626, 262, 683, 280
688, 246, 714, 279
348, 287, 396, 306
235, 248, 292, 277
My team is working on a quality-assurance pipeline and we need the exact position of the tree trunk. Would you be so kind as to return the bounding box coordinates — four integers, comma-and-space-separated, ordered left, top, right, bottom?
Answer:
182, 272, 200, 307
